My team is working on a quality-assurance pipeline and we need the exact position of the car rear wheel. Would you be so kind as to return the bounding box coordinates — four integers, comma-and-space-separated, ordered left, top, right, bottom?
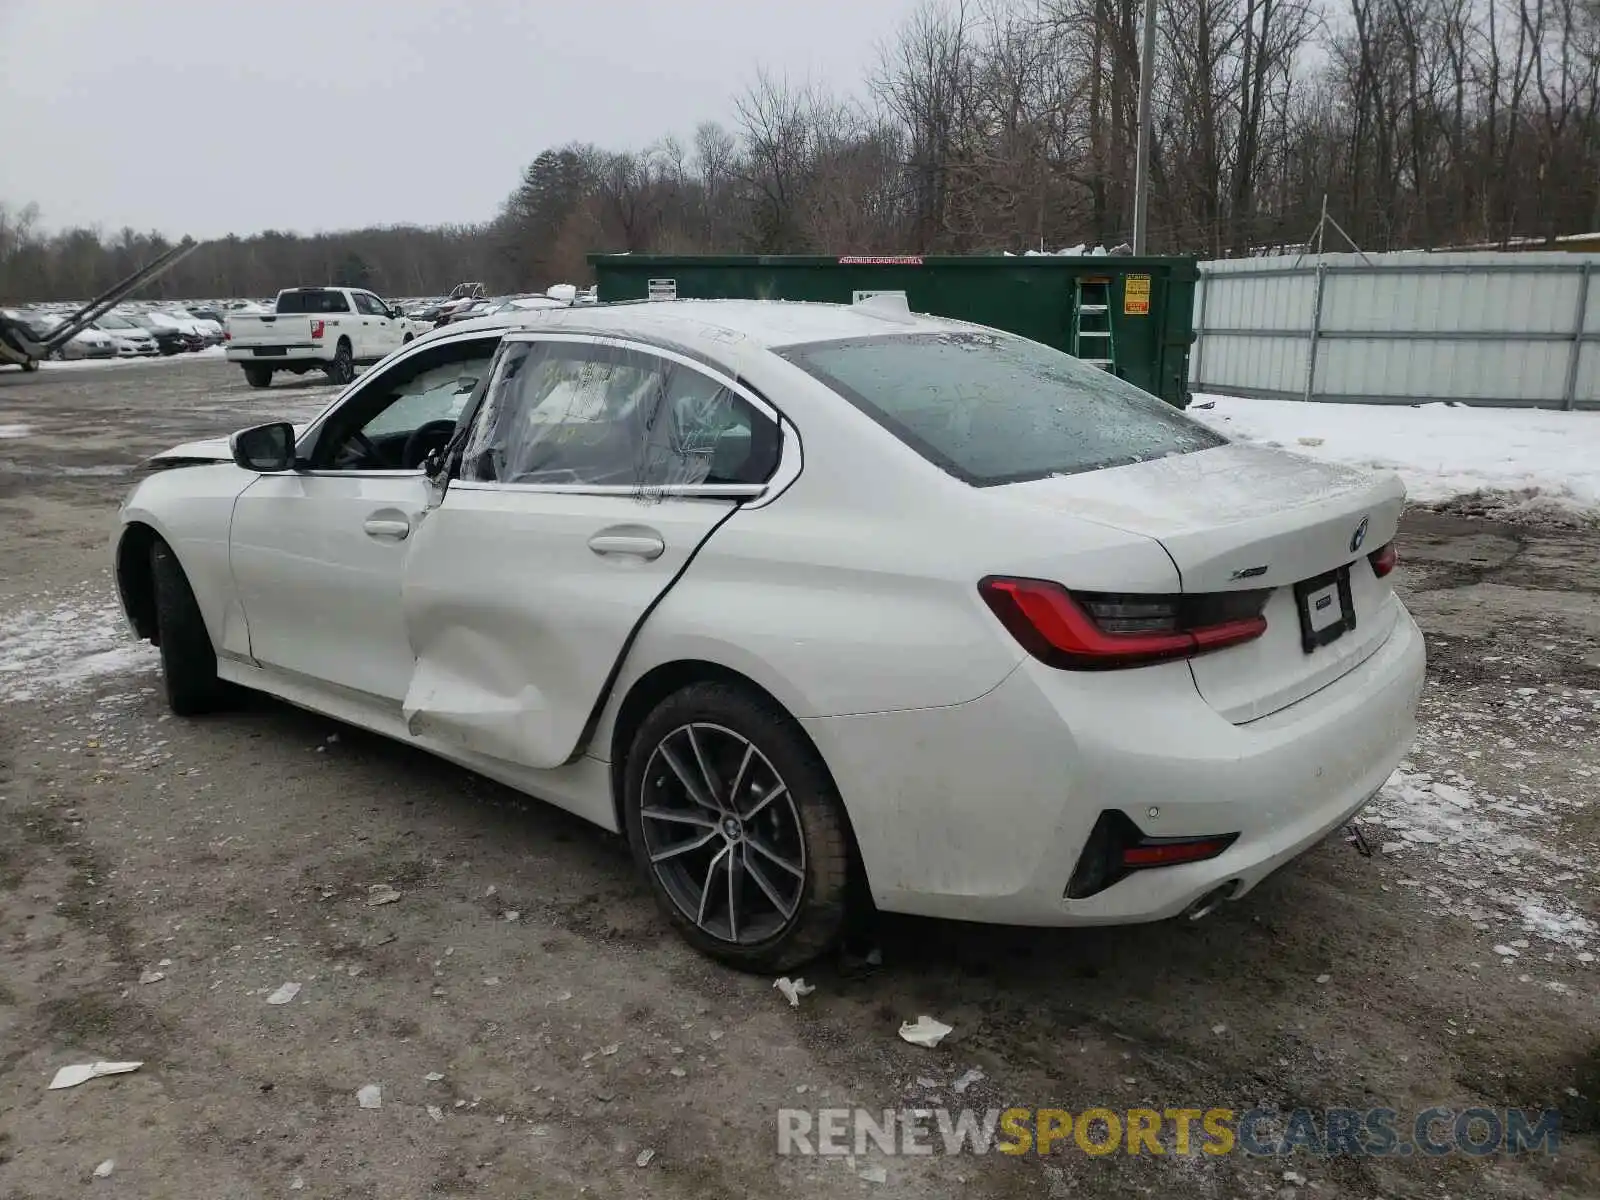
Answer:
623, 682, 851, 971
325, 339, 354, 385
150, 538, 225, 716
243, 365, 273, 389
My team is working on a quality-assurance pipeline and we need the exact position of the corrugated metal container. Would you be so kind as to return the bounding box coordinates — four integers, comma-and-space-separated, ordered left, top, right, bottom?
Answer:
589, 254, 1200, 408
1191, 252, 1600, 410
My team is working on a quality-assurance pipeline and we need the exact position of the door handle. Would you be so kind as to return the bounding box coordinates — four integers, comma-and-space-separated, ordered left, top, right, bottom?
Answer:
364, 517, 411, 540
588, 532, 665, 560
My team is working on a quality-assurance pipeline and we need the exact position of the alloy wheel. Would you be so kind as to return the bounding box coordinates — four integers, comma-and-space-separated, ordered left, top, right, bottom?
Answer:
639, 722, 807, 945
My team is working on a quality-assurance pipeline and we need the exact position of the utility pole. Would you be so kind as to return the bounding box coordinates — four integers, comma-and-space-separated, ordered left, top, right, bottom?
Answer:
1131, 0, 1159, 254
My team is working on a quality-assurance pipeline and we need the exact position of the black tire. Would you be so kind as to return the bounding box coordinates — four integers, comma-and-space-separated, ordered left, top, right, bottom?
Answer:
150, 539, 225, 716
623, 681, 851, 971
325, 339, 354, 385
402, 332, 414, 344
242, 364, 273, 389
20, 358, 40, 373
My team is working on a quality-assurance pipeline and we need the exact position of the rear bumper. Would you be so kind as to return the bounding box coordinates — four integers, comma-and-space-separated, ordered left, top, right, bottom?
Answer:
803, 598, 1426, 926
227, 346, 328, 365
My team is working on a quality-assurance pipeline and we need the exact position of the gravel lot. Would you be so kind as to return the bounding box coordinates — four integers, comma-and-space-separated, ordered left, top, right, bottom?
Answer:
1, 356, 1597, 1199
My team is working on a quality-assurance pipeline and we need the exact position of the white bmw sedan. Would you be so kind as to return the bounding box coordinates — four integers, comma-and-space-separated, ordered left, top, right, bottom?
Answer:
113, 299, 1424, 969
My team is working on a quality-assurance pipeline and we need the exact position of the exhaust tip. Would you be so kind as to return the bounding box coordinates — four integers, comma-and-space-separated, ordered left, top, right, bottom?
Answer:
1184, 881, 1240, 921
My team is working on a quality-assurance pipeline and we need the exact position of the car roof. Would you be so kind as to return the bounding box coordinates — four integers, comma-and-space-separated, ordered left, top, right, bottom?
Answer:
435, 298, 962, 351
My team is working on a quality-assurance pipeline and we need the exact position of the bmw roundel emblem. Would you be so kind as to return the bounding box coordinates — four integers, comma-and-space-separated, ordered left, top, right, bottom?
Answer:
1350, 517, 1370, 553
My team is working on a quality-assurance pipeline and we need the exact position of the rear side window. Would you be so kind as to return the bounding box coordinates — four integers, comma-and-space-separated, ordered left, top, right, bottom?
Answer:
460, 339, 778, 490
276, 290, 350, 315
778, 332, 1223, 486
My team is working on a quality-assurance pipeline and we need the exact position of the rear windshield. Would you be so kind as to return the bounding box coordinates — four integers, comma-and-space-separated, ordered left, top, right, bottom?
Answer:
778, 332, 1223, 486
276, 290, 350, 314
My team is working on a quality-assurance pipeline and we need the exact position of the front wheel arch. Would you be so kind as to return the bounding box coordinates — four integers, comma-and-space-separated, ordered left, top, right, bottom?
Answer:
115, 522, 161, 642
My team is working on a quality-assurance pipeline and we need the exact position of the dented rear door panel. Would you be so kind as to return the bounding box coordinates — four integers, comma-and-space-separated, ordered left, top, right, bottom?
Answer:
400, 484, 735, 769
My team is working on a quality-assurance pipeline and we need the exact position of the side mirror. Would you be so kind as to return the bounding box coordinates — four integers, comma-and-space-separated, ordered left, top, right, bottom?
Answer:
231, 422, 298, 472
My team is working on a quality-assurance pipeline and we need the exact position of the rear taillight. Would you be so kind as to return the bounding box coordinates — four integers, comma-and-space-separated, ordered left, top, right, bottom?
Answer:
978, 577, 1268, 670
223, 329, 230, 341
1368, 541, 1397, 578
311, 319, 326, 339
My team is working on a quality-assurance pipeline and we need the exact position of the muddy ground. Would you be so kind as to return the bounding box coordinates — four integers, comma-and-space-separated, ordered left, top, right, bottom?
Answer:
0, 356, 1596, 1199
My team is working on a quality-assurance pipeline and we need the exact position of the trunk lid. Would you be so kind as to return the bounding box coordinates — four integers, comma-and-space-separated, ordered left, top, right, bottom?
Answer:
994, 442, 1406, 723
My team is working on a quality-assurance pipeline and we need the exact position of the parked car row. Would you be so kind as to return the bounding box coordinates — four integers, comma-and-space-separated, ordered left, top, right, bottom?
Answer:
2, 304, 224, 359
4, 287, 596, 365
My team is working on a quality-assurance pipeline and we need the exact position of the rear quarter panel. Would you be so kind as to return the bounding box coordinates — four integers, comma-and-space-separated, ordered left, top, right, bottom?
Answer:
592, 352, 1184, 733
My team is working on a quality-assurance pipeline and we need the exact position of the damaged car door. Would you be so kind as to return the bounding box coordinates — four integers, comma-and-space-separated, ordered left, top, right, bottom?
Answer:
401, 334, 784, 769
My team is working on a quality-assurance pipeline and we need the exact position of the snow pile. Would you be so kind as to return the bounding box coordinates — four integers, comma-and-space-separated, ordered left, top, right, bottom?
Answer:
43, 346, 227, 372
1190, 395, 1600, 519
0, 584, 157, 704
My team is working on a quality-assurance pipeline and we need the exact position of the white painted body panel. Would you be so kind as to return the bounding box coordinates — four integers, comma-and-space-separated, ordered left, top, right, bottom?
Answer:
229, 471, 435, 700
402, 487, 736, 768
115, 299, 1427, 927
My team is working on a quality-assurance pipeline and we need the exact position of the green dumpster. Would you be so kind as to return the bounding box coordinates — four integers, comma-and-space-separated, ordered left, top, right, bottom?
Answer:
587, 253, 1199, 408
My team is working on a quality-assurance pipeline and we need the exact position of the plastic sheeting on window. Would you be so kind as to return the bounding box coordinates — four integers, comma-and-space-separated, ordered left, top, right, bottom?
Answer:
459, 339, 771, 492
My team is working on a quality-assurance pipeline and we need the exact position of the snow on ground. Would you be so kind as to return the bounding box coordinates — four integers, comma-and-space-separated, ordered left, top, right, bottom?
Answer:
1190, 394, 1600, 519
0, 582, 157, 704
0, 424, 31, 438
1364, 677, 1600, 968
32, 346, 227, 372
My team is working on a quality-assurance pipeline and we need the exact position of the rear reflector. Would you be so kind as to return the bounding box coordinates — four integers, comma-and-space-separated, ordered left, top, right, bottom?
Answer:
1066, 810, 1240, 898
1121, 837, 1238, 867
1368, 541, 1397, 578
979, 576, 1268, 670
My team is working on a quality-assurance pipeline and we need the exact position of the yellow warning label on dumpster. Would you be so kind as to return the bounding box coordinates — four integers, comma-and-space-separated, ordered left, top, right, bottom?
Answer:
1123, 274, 1151, 316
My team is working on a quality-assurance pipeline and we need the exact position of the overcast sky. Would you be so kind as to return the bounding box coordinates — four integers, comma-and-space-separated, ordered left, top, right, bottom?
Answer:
0, 0, 922, 239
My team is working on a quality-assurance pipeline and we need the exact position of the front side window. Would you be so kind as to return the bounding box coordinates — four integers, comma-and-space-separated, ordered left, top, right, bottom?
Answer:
311, 337, 498, 470
353, 292, 385, 317
778, 332, 1223, 486
460, 339, 777, 489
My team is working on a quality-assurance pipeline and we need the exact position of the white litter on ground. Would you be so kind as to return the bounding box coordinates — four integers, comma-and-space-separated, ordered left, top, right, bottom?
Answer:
0, 585, 157, 705
898, 1016, 953, 1048
265, 982, 302, 1005
47, 1061, 143, 1090
1190, 395, 1600, 519
92, 1160, 114, 1179
356, 1083, 382, 1109
773, 976, 815, 1007
0, 423, 32, 438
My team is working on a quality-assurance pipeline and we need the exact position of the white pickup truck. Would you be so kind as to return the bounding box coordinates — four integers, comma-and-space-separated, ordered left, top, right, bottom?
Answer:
225, 287, 421, 388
